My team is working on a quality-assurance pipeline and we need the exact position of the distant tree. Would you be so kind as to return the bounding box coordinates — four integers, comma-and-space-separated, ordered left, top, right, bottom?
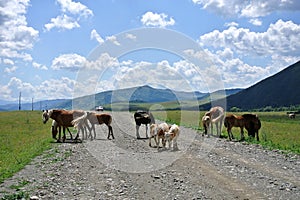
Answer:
263, 106, 273, 112
230, 107, 241, 112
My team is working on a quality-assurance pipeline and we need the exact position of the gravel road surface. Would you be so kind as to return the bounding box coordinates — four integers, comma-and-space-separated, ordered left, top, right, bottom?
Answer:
1, 112, 299, 199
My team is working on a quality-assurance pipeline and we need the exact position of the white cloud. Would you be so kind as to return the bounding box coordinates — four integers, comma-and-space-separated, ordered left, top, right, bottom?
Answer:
4, 66, 18, 74
3, 59, 14, 65
90, 29, 105, 44
32, 62, 48, 70
199, 20, 300, 58
249, 18, 262, 26
192, 0, 300, 18
44, 14, 80, 31
125, 33, 137, 40
0, 77, 35, 101
51, 53, 86, 71
36, 77, 76, 100
44, 0, 93, 31
141, 11, 175, 28
224, 22, 239, 28
106, 35, 121, 46
0, 0, 39, 61
57, 0, 93, 18
197, 19, 300, 87
0, 76, 77, 101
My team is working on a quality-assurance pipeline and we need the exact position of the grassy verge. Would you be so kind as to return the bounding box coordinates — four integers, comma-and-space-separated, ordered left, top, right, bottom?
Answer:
0, 111, 53, 184
153, 110, 300, 154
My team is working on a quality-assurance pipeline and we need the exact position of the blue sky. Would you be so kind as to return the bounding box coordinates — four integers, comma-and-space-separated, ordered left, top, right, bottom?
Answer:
1, 0, 300, 102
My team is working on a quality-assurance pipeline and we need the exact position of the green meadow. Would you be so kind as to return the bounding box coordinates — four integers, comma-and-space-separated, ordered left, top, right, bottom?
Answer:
0, 111, 53, 184
0, 110, 299, 185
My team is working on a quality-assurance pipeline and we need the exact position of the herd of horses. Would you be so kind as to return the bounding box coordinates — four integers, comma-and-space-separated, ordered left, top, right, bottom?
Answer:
201, 106, 261, 141
42, 106, 261, 150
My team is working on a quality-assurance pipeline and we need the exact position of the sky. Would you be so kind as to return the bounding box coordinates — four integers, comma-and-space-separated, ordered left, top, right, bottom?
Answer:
1, 0, 300, 103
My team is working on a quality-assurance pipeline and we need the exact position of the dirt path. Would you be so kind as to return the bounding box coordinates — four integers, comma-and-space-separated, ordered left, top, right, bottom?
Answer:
1, 112, 299, 199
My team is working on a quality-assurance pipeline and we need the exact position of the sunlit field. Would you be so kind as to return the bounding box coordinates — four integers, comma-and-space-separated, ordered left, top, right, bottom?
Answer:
153, 110, 300, 154
0, 111, 53, 183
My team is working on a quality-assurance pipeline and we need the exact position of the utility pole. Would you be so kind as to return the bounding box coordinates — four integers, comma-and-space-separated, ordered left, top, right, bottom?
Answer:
19, 92, 21, 111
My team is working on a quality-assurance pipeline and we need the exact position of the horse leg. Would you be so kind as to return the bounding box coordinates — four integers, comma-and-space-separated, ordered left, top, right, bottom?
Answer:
145, 124, 149, 138
107, 125, 114, 139
256, 131, 259, 141
227, 127, 232, 141
209, 122, 213, 137
240, 127, 245, 141
62, 127, 66, 142
217, 121, 221, 137
66, 127, 73, 140
57, 126, 62, 142
136, 125, 141, 139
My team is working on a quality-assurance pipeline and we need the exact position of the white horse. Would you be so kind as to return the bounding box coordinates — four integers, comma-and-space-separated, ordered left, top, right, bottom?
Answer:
203, 106, 225, 137
165, 124, 180, 150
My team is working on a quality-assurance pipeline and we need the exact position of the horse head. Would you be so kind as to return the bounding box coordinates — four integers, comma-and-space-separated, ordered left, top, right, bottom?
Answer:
42, 110, 50, 124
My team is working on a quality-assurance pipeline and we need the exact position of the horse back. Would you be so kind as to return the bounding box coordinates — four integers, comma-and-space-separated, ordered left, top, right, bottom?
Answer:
51, 109, 84, 127
134, 111, 154, 125
224, 114, 244, 128
242, 114, 261, 131
96, 113, 112, 125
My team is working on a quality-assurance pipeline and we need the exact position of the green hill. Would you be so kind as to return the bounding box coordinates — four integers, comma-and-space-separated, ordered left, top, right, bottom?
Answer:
225, 60, 300, 110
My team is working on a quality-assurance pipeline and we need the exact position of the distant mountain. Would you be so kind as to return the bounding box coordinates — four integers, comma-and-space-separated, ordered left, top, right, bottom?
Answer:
0, 85, 242, 111
0, 99, 70, 111
72, 85, 208, 110
206, 60, 300, 110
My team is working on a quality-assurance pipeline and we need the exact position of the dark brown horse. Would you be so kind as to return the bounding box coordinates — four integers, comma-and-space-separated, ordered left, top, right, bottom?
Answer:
43, 109, 85, 142
224, 113, 261, 141
242, 114, 261, 141
134, 110, 155, 139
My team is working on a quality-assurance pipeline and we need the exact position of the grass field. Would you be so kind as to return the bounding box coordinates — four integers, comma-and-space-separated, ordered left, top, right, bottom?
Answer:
0, 111, 54, 184
153, 110, 300, 154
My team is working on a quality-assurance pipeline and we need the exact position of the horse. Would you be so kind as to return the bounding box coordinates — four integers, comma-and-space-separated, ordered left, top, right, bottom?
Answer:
224, 114, 245, 141
72, 111, 114, 140
134, 110, 155, 139
42, 109, 86, 142
165, 124, 180, 151
242, 114, 261, 141
201, 115, 210, 136
155, 122, 170, 150
224, 113, 261, 141
288, 113, 296, 119
149, 124, 158, 147
203, 106, 225, 137
51, 120, 72, 141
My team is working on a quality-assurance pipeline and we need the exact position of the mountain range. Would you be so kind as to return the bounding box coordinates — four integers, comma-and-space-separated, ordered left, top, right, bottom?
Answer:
0, 60, 299, 111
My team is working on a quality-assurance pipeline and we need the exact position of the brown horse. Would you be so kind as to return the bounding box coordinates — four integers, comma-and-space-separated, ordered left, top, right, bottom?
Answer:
203, 106, 225, 137
224, 113, 261, 141
72, 111, 114, 140
242, 114, 261, 141
43, 109, 85, 142
224, 114, 245, 141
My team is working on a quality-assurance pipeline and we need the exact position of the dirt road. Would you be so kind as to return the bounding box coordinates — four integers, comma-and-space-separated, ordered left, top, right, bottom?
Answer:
1, 112, 299, 199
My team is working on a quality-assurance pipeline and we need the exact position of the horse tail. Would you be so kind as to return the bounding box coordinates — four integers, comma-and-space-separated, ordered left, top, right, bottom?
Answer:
211, 113, 225, 124
71, 111, 88, 128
